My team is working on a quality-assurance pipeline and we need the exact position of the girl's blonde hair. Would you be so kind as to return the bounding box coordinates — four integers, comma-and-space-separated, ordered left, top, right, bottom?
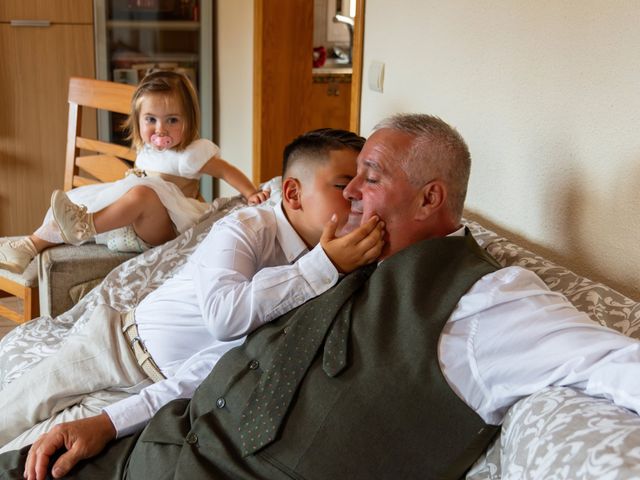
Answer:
125, 70, 201, 151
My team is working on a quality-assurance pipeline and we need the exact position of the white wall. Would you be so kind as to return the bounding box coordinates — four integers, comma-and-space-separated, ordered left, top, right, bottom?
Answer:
216, 1, 254, 197
360, 0, 640, 299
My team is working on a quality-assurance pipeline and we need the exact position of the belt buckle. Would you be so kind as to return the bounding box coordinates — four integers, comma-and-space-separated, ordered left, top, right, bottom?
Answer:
130, 336, 147, 352
126, 168, 147, 178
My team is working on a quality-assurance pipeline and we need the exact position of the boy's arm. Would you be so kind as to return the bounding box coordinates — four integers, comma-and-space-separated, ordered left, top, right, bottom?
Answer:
199, 157, 269, 204
192, 212, 340, 341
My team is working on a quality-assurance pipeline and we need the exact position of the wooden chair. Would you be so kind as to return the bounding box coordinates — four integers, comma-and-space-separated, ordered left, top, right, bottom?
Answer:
64, 77, 137, 190
38, 77, 140, 318
0, 78, 138, 323
0, 252, 38, 323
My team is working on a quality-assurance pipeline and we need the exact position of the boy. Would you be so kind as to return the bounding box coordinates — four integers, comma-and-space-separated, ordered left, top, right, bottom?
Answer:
0, 128, 384, 452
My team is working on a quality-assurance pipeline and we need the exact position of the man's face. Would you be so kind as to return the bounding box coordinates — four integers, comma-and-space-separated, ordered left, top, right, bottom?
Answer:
343, 128, 424, 259
298, 147, 358, 245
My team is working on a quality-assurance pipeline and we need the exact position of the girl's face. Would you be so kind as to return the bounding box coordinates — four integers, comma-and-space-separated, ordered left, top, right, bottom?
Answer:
138, 93, 185, 151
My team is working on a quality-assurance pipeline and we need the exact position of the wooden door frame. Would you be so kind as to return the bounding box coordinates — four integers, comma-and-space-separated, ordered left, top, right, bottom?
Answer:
252, 0, 366, 183
349, 0, 365, 134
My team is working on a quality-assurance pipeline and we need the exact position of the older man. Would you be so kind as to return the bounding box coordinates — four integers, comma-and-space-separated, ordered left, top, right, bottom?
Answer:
8, 114, 640, 480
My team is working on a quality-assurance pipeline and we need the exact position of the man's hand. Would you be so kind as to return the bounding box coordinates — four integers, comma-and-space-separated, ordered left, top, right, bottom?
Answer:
320, 215, 385, 273
24, 413, 116, 480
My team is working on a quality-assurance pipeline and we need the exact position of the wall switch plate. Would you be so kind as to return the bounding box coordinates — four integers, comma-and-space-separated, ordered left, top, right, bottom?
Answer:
368, 61, 385, 93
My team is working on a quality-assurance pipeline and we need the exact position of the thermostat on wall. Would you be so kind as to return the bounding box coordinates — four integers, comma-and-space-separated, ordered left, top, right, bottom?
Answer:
368, 61, 385, 93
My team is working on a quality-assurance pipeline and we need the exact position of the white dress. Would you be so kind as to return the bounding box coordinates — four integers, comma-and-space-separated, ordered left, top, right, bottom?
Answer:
35, 139, 218, 243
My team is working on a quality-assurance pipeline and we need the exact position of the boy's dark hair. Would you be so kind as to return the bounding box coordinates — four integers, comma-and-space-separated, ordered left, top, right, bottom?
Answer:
282, 128, 365, 176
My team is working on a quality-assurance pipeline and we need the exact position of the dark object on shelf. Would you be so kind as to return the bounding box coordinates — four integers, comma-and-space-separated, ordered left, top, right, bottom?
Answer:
109, 0, 198, 21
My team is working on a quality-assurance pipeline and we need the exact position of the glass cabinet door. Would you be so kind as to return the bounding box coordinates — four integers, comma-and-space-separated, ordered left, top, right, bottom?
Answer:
94, 0, 213, 198
94, 0, 212, 145
107, 0, 200, 88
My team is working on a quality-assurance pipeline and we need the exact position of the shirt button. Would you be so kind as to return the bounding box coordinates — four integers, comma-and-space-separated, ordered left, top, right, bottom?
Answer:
216, 397, 226, 409
248, 359, 260, 370
185, 432, 198, 445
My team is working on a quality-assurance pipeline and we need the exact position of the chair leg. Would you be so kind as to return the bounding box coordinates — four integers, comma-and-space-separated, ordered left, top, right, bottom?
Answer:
22, 287, 39, 323
0, 278, 39, 324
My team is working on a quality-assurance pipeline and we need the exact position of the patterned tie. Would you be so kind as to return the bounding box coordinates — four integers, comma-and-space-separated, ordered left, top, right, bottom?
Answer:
238, 263, 376, 456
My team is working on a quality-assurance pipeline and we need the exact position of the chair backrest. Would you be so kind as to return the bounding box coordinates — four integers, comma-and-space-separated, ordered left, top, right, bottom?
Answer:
63, 77, 137, 191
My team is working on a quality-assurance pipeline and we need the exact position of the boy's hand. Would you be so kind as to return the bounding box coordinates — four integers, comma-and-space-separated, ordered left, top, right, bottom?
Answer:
320, 215, 385, 273
247, 189, 271, 205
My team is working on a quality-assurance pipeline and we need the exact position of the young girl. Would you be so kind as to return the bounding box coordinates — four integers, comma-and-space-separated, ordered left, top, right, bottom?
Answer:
0, 71, 269, 274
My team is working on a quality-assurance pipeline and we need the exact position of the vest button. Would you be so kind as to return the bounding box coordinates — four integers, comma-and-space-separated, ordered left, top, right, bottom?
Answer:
216, 397, 226, 409
248, 359, 260, 370
185, 432, 198, 445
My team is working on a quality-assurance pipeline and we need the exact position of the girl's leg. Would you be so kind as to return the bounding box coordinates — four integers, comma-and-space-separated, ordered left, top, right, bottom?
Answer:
93, 186, 176, 246
52, 186, 176, 247
29, 235, 58, 253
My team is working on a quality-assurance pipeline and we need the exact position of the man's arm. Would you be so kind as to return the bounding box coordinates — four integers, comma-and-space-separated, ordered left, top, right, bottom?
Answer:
440, 266, 640, 425
24, 413, 115, 480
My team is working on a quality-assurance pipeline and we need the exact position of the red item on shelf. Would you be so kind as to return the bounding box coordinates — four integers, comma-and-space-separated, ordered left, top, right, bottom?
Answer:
313, 46, 327, 68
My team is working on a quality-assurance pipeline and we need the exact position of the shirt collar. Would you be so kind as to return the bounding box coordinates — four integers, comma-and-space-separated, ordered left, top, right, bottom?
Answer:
447, 225, 466, 237
378, 225, 467, 265
274, 202, 309, 263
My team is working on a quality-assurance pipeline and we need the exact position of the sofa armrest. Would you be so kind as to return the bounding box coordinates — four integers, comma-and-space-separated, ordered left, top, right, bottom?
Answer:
37, 244, 136, 318
500, 387, 640, 477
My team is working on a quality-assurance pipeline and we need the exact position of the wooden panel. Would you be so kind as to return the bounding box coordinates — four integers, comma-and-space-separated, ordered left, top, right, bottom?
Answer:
0, 0, 93, 24
306, 81, 352, 132
72, 176, 100, 188
0, 23, 95, 236
76, 137, 136, 161
75, 155, 132, 183
253, 0, 314, 183
69, 78, 135, 115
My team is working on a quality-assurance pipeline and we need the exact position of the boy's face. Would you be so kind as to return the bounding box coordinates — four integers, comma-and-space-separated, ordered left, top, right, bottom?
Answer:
298, 147, 358, 245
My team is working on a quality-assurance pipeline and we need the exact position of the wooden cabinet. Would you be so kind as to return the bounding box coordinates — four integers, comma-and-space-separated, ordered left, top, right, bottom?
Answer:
0, 0, 95, 236
253, 1, 362, 183
253, 0, 314, 184
306, 74, 352, 132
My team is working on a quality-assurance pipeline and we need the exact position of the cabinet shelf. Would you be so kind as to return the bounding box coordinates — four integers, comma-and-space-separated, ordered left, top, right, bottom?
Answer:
107, 20, 200, 31
111, 51, 200, 65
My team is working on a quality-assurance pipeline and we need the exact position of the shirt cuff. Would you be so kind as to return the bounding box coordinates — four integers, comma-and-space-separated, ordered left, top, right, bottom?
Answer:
103, 394, 154, 438
296, 243, 339, 295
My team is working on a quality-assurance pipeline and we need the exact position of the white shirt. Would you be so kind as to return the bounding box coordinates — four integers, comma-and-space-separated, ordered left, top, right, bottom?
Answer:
440, 230, 640, 425
103, 203, 339, 437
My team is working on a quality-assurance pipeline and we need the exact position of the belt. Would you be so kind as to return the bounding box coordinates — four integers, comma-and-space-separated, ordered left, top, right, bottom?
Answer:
121, 310, 166, 383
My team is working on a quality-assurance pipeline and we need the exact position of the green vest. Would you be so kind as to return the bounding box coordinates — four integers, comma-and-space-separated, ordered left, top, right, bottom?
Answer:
128, 230, 501, 480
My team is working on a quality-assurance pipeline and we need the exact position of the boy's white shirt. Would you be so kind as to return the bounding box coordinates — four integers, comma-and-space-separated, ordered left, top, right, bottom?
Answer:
104, 202, 339, 437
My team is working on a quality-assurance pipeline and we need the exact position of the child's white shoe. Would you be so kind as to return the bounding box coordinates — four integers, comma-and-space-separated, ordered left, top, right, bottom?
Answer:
51, 190, 96, 246
0, 237, 38, 274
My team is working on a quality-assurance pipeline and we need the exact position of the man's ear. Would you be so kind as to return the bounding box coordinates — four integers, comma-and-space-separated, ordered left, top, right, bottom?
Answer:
282, 177, 303, 210
415, 180, 446, 220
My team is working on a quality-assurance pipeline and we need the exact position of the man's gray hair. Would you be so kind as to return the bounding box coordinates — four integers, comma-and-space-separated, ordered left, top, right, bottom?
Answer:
374, 113, 471, 221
